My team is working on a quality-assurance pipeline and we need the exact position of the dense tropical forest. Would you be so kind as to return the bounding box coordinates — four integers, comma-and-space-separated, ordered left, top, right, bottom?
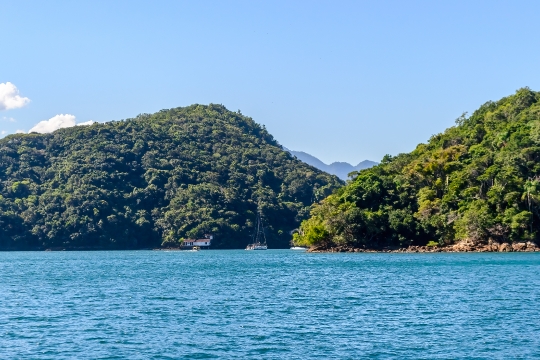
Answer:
0, 104, 342, 250
294, 88, 540, 249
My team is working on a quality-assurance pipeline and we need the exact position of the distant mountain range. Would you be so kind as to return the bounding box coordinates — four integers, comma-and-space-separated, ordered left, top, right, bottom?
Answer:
286, 149, 378, 180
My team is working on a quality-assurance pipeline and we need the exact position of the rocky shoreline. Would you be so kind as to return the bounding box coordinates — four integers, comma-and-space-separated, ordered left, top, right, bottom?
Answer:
307, 240, 540, 253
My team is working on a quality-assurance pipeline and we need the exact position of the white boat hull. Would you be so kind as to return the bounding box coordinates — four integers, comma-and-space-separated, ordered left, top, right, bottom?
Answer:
246, 245, 268, 250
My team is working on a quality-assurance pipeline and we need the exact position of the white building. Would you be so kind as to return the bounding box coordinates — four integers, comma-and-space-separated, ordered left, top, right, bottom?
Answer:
182, 235, 213, 248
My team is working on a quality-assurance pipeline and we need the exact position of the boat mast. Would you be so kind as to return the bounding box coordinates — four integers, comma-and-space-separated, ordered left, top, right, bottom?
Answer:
256, 209, 267, 245
246, 205, 268, 250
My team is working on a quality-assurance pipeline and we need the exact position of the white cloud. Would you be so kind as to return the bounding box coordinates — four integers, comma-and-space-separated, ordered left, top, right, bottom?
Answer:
0, 82, 31, 111
16, 130, 25, 134
29, 114, 76, 133
1, 130, 6, 135
28, 114, 96, 133
77, 120, 96, 126
1, 116, 16, 122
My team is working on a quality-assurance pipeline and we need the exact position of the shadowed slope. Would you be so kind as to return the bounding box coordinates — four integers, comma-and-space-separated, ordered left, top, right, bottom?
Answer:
0, 104, 342, 250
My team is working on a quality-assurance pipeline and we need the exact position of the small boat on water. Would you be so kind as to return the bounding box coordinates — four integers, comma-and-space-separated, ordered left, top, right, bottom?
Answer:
192, 246, 200, 251
246, 243, 268, 250
246, 210, 268, 250
290, 246, 307, 250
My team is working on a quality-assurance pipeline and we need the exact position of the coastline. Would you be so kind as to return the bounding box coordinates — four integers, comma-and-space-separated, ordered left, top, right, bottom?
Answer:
307, 241, 540, 253
9, 241, 539, 252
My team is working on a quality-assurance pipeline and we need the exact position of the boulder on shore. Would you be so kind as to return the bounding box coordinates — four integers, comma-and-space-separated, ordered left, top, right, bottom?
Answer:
307, 241, 539, 253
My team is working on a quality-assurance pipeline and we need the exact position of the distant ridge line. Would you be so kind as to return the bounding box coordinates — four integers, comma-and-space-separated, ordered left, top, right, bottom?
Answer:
284, 148, 377, 180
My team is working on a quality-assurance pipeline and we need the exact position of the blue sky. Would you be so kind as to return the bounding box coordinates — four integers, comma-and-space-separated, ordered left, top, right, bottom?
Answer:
1, 0, 540, 164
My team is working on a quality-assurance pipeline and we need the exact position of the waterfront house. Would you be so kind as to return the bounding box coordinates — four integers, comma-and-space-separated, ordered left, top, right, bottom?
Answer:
182, 235, 213, 249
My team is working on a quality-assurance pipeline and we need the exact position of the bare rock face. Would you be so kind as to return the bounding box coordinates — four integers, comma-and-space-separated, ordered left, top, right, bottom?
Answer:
486, 243, 499, 252
476, 246, 490, 252
512, 242, 527, 252
452, 241, 474, 252
499, 243, 512, 252
307, 240, 539, 253
481, 240, 499, 252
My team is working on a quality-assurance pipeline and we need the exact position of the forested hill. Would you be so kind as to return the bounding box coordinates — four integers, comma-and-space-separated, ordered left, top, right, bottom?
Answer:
0, 104, 342, 250
294, 88, 540, 249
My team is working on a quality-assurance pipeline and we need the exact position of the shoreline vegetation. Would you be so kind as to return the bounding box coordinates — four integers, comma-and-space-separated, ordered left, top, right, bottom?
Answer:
293, 88, 540, 252
36, 240, 540, 252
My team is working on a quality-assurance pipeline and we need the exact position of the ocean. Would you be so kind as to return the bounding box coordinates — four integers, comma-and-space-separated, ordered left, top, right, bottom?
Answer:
0, 250, 539, 359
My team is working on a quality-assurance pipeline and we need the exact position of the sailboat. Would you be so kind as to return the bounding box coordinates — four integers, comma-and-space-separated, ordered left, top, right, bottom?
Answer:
246, 210, 268, 250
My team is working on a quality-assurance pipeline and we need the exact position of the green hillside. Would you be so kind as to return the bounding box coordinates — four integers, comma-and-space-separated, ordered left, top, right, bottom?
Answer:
294, 88, 540, 249
0, 104, 342, 250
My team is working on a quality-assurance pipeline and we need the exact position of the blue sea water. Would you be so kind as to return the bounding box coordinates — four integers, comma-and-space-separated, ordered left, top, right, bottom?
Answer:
0, 250, 539, 359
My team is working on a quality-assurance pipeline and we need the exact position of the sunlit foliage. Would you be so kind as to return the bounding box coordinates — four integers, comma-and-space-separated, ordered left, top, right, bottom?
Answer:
295, 88, 540, 248
0, 104, 342, 249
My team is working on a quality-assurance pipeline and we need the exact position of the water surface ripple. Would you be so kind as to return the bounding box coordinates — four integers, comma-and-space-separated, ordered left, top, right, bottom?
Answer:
0, 251, 539, 359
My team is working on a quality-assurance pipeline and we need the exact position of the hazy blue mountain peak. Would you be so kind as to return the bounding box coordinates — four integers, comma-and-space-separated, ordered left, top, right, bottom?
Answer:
284, 148, 377, 180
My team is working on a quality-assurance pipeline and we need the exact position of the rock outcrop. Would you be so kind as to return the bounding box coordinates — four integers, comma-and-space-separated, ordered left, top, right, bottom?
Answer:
307, 241, 539, 253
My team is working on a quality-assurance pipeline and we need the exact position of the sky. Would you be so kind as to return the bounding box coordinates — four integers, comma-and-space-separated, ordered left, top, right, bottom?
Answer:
1, 0, 540, 164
